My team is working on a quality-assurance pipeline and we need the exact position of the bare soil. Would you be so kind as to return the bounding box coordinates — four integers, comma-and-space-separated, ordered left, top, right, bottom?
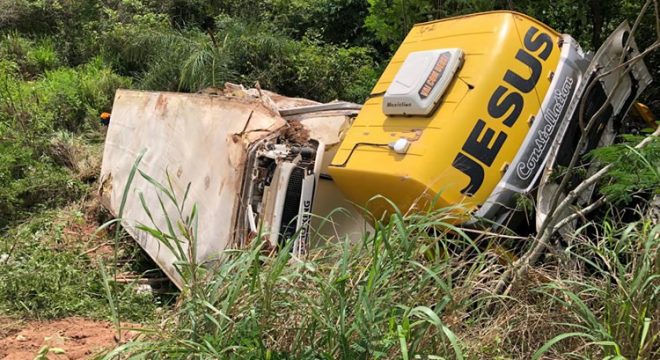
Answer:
0, 317, 135, 359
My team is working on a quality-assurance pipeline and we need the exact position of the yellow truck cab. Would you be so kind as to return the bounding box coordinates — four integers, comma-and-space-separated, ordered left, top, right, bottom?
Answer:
328, 11, 651, 224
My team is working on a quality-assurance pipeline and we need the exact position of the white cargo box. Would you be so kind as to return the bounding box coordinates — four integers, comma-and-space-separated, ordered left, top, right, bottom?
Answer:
100, 88, 372, 288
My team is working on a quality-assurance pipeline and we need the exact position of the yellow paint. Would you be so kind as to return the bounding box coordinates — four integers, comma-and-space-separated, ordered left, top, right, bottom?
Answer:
328, 11, 561, 219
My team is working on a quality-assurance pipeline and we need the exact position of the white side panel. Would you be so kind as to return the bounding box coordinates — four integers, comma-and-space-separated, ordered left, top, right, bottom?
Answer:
99, 90, 285, 288
300, 115, 374, 244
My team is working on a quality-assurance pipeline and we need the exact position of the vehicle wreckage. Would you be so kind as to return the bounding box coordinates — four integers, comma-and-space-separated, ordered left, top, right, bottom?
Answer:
100, 11, 652, 288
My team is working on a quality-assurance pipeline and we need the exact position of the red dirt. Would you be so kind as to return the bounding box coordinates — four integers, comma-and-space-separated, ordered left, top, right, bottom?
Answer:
0, 317, 135, 359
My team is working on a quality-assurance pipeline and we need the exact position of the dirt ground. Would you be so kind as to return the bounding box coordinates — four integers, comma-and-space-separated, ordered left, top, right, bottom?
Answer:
0, 317, 134, 359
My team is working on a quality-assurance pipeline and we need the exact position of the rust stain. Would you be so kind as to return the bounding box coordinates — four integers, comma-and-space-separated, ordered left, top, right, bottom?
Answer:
99, 174, 113, 199
284, 120, 310, 144
155, 94, 169, 115
98, 174, 114, 212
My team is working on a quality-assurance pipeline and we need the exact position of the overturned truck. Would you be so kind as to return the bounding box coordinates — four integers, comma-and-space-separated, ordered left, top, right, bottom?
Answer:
100, 11, 652, 288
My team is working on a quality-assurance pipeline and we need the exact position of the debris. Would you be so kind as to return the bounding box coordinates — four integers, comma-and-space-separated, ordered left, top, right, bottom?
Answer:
135, 284, 152, 294
47, 133, 80, 172
284, 120, 310, 144
197, 87, 224, 96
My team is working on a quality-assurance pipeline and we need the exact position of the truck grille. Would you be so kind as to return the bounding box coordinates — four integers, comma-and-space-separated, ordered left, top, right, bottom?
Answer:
279, 167, 304, 246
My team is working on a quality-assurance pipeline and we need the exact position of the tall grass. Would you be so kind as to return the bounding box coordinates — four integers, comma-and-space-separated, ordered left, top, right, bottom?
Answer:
102, 174, 506, 359
101, 170, 659, 359
533, 217, 659, 359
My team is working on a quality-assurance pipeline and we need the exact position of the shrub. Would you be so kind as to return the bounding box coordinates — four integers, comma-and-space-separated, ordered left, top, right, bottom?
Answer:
29, 57, 131, 133
590, 134, 660, 204
0, 34, 62, 77
220, 16, 377, 102
0, 141, 85, 229
0, 54, 129, 228
0, 0, 57, 35
105, 15, 378, 102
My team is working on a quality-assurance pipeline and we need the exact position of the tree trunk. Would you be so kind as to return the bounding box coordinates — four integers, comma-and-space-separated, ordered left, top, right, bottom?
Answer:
589, 0, 605, 46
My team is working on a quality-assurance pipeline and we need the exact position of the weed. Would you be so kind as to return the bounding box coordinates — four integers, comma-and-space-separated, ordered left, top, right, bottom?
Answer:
0, 207, 158, 322
534, 219, 659, 359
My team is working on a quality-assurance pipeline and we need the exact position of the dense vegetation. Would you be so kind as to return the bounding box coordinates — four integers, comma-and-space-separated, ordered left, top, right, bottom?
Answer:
0, 0, 658, 358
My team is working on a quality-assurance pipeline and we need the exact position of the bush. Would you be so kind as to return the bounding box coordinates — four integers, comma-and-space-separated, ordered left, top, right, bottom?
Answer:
590, 134, 660, 204
0, 56, 130, 135
0, 34, 61, 78
104, 15, 378, 102
0, 0, 58, 35
218, 16, 377, 102
286, 42, 378, 102
0, 141, 85, 229
35, 59, 131, 132
0, 51, 129, 228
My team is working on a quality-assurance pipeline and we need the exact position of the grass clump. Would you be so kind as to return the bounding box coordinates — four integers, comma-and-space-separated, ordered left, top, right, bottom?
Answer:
534, 219, 659, 359
0, 207, 159, 322
0, 141, 85, 230
0, 34, 61, 78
